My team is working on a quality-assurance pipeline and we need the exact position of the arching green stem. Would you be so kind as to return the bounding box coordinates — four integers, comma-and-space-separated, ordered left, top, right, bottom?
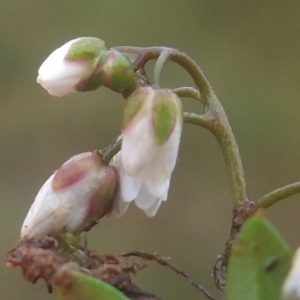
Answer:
257, 182, 300, 208
115, 46, 248, 207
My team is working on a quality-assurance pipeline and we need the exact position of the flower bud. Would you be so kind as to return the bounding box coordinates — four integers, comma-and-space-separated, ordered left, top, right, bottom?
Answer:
37, 37, 107, 96
21, 151, 119, 238
282, 247, 300, 300
109, 87, 182, 217
98, 49, 136, 95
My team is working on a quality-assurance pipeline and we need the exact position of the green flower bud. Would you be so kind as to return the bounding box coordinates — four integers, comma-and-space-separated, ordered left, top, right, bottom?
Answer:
99, 49, 136, 95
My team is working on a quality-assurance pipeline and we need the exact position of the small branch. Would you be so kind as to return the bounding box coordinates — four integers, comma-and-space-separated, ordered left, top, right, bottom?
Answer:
257, 181, 300, 208
183, 111, 211, 129
122, 251, 216, 300
173, 87, 202, 103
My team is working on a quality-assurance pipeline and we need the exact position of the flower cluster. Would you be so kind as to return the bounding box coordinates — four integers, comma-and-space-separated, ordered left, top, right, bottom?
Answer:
22, 37, 183, 238
37, 37, 136, 97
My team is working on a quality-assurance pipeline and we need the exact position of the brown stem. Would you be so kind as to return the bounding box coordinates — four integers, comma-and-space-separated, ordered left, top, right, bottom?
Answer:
122, 251, 216, 300
213, 198, 256, 298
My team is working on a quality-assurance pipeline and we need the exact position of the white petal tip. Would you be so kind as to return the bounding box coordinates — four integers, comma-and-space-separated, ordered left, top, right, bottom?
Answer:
142, 199, 162, 217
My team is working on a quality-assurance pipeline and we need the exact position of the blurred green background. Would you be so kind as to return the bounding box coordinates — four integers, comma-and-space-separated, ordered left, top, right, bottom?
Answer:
1, 1, 300, 299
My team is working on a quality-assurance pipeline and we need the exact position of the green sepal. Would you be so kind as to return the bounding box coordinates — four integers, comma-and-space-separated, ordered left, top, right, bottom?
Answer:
55, 269, 130, 300
75, 72, 103, 92
123, 87, 147, 129
226, 213, 292, 300
66, 37, 107, 61
153, 90, 180, 145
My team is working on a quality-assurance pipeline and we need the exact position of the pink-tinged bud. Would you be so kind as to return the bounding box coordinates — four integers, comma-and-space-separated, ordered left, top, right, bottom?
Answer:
109, 87, 182, 217
99, 49, 136, 95
21, 151, 119, 238
37, 37, 107, 97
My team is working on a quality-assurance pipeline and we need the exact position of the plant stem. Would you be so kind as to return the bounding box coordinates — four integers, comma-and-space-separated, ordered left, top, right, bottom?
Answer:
173, 87, 202, 103
153, 48, 172, 87
183, 112, 210, 128
115, 46, 247, 207
122, 251, 216, 300
257, 181, 300, 208
100, 137, 121, 165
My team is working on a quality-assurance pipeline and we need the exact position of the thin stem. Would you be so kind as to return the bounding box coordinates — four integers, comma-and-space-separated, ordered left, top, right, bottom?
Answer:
257, 182, 300, 208
153, 48, 172, 87
100, 137, 121, 165
183, 111, 211, 129
115, 46, 247, 207
173, 87, 202, 103
122, 251, 216, 300
114, 46, 211, 102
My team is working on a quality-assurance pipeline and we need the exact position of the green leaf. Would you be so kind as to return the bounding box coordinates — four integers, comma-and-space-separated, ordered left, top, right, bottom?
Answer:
226, 213, 292, 300
55, 269, 130, 300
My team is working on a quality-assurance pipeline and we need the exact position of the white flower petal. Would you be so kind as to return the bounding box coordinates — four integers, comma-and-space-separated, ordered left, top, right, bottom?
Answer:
161, 189, 168, 201
122, 114, 157, 176
108, 192, 130, 218
134, 184, 158, 210
143, 198, 163, 217
120, 171, 142, 202
145, 178, 170, 198
111, 151, 142, 202
142, 119, 181, 181
21, 174, 75, 237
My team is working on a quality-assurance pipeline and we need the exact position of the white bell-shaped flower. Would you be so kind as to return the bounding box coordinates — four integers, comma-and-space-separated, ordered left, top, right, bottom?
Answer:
109, 152, 167, 217
21, 151, 119, 238
37, 37, 106, 96
110, 87, 182, 217
282, 247, 300, 300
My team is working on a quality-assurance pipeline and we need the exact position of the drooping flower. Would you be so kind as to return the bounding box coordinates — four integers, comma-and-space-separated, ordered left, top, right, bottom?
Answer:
37, 37, 107, 96
109, 152, 165, 217
21, 151, 119, 238
282, 247, 300, 300
110, 87, 182, 217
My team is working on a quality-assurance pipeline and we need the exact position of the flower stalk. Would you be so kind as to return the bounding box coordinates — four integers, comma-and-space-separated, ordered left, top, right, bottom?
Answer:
114, 46, 248, 207
257, 181, 300, 209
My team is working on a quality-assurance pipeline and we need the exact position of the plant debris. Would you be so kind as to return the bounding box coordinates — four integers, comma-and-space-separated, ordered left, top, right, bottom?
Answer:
7, 236, 160, 300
